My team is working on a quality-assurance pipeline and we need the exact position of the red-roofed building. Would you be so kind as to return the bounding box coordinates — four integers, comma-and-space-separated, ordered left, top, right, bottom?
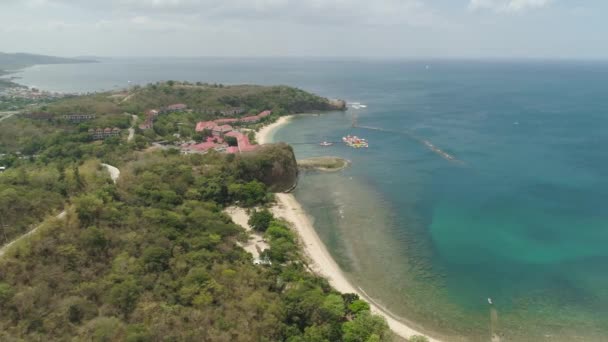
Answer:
226, 146, 240, 154
224, 131, 243, 139
258, 110, 271, 118
195, 121, 216, 132
212, 124, 233, 137
214, 118, 239, 124
241, 110, 272, 123
189, 141, 217, 152
238, 133, 258, 152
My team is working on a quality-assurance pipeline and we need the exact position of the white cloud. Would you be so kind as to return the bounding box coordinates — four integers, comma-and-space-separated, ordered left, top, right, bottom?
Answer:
469, 0, 552, 13
2, 0, 439, 27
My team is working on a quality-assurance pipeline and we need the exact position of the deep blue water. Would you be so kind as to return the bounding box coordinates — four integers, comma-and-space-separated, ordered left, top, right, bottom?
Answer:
14, 58, 608, 341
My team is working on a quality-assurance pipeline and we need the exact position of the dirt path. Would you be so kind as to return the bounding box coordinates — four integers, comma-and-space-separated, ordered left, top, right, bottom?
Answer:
128, 114, 137, 142
120, 92, 136, 103
101, 163, 120, 183
0, 111, 19, 122
224, 207, 270, 261
1, 164, 121, 259
0, 211, 66, 258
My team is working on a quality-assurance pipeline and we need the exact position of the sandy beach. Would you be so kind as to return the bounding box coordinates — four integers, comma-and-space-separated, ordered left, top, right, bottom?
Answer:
256, 115, 293, 144
272, 194, 440, 342
256, 116, 439, 341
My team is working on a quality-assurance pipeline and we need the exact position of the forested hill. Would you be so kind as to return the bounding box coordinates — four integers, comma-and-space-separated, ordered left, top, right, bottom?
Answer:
0, 148, 391, 341
0, 82, 394, 341
44, 81, 346, 116
0, 52, 95, 72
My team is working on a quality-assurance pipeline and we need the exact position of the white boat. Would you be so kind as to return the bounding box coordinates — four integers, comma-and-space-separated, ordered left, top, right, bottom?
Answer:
319, 141, 333, 147
488, 298, 493, 305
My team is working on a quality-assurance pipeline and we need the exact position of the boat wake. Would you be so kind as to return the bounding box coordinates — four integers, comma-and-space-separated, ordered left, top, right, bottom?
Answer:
357, 125, 464, 165
349, 102, 368, 110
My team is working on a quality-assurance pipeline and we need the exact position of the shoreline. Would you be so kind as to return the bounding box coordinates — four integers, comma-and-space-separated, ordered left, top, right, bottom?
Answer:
256, 115, 294, 144
272, 193, 440, 342
258, 116, 440, 341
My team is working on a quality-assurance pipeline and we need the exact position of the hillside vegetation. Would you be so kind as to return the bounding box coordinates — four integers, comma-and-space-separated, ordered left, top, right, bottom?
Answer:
0, 83, 390, 342
0, 150, 390, 342
44, 81, 345, 117
0, 81, 345, 152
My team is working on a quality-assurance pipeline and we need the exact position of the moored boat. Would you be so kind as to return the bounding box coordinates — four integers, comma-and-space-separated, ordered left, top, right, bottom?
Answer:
342, 135, 368, 148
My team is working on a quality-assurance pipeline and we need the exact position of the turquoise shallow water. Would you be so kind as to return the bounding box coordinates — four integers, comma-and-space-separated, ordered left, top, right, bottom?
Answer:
14, 59, 608, 341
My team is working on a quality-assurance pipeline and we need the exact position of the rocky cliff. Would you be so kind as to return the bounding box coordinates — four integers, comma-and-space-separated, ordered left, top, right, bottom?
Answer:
235, 143, 298, 193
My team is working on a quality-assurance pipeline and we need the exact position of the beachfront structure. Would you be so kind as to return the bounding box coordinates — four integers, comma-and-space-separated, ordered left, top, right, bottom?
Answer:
240, 110, 272, 123
62, 114, 96, 123
194, 110, 272, 133
225, 131, 257, 152
89, 127, 121, 140
183, 129, 258, 154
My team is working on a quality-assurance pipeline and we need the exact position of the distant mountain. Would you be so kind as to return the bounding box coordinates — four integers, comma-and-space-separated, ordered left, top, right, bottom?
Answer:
0, 52, 96, 71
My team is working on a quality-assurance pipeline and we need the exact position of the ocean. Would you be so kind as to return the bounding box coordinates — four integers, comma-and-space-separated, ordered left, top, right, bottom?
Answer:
13, 58, 608, 341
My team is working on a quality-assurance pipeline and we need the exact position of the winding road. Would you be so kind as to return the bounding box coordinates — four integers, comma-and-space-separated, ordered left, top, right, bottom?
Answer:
0, 111, 19, 122
0, 164, 120, 259
0, 211, 66, 258
127, 114, 137, 142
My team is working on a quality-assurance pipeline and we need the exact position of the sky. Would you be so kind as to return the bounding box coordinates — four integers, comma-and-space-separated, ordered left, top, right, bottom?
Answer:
0, 0, 606, 59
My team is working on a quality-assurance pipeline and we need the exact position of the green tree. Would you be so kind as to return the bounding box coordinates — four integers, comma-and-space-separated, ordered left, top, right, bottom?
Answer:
321, 294, 345, 321
74, 194, 104, 226
142, 246, 171, 272
348, 299, 370, 315
248, 209, 274, 232
343, 311, 390, 342
81, 226, 109, 255
108, 278, 141, 318
225, 135, 238, 147
0, 283, 14, 306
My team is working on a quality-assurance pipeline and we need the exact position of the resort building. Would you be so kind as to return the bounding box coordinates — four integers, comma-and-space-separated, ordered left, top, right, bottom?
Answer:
21, 112, 54, 120
89, 127, 121, 140
0, 166, 6, 173
214, 118, 239, 125
240, 110, 272, 123
62, 114, 96, 123
212, 125, 233, 137
195, 121, 216, 132
220, 107, 245, 116
139, 109, 160, 130
183, 127, 258, 155
194, 110, 272, 133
